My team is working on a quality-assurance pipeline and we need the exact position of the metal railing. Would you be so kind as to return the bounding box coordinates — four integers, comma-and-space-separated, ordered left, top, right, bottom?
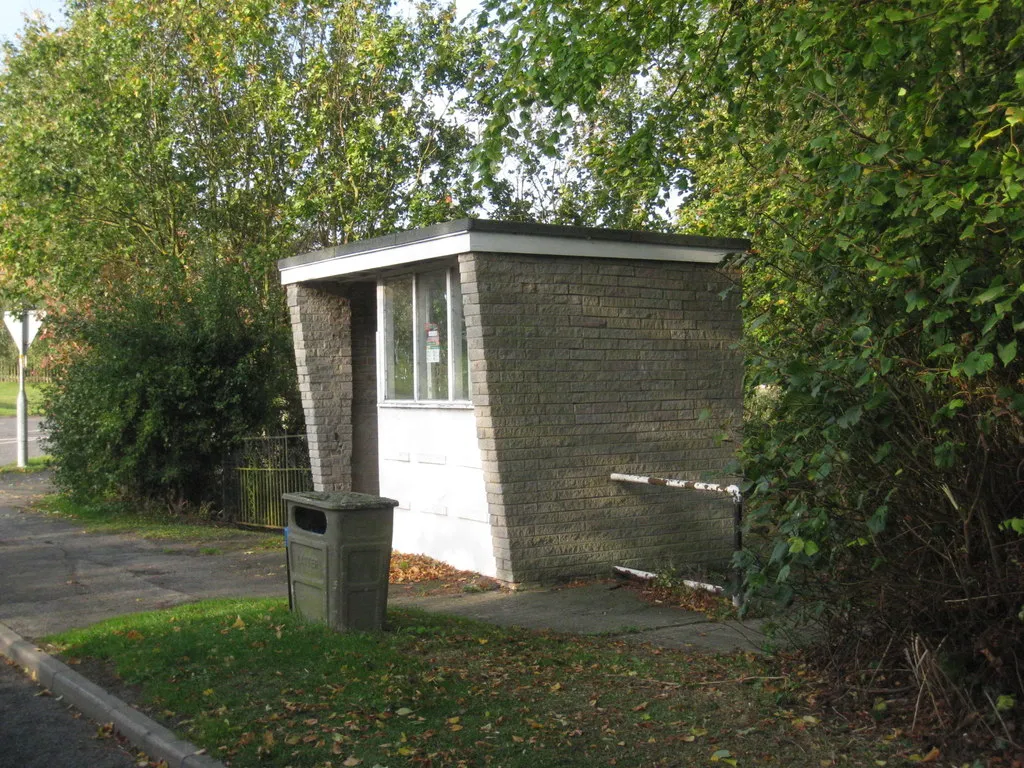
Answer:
224, 435, 313, 529
610, 472, 744, 606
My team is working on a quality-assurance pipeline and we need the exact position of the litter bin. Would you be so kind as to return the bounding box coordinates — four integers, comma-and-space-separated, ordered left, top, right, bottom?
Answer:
283, 491, 398, 632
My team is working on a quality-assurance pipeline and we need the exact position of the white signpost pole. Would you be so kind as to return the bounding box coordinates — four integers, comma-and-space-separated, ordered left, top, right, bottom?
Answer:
17, 313, 28, 467
3, 310, 43, 468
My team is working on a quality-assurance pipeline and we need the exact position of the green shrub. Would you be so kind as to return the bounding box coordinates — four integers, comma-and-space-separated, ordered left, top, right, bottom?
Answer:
43, 261, 299, 508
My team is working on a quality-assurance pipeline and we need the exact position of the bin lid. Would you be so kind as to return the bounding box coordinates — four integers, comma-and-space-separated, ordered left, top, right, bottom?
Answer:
282, 491, 399, 511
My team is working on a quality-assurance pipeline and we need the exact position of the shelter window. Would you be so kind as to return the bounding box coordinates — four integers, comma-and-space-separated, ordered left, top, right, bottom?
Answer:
380, 267, 469, 403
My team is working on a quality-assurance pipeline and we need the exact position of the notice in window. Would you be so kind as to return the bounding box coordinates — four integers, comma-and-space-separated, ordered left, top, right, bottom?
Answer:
425, 322, 441, 364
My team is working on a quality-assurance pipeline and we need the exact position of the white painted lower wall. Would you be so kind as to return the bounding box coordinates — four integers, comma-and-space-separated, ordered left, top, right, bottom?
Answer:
377, 405, 495, 577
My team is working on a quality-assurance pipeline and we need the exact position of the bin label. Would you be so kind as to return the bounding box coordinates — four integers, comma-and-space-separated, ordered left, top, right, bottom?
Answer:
291, 541, 325, 581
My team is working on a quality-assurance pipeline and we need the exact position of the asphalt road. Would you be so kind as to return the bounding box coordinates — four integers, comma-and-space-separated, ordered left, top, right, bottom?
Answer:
0, 658, 136, 768
0, 415, 46, 466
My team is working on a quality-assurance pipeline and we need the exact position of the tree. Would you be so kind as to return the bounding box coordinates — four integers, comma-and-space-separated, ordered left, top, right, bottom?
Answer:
44, 258, 294, 507
481, 0, 1024, 731
0, 0, 481, 504
0, 0, 480, 305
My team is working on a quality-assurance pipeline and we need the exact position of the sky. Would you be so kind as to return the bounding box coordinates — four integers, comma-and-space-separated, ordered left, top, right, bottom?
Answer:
0, 0, 66, 44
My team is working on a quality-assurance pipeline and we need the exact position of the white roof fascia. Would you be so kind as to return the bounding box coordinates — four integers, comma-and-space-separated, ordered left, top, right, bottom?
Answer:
279, 230, 730, 286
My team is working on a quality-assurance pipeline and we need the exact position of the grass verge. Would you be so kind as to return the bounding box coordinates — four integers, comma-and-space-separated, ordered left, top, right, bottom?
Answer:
35, 495, 282, 548
0, 380, 45, 416
45, 598, 928, 768
0, 456, 53, 473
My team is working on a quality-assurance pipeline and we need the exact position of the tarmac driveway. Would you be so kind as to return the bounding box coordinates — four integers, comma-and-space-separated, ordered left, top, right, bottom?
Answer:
0, 473, 287, 640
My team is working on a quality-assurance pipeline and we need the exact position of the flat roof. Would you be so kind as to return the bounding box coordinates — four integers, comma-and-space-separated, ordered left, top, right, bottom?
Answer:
278, 219, 749, 285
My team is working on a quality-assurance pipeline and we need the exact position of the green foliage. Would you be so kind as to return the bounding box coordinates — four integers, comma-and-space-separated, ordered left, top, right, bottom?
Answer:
0, 0, 480, 308
43, 261, 294, 507
483, 0, 1024, 726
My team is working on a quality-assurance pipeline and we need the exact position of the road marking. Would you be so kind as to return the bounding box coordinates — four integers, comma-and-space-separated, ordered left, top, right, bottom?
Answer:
0, 436, 44, 445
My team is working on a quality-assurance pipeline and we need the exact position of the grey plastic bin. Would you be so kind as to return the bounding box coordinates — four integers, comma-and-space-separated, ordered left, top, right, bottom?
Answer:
283, 491, 397, 632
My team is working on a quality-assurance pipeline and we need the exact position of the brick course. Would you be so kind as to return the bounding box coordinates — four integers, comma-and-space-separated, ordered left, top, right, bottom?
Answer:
286, 282, 354, 493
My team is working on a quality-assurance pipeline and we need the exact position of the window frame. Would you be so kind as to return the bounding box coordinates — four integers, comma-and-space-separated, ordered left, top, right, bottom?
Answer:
377, 265, 471, 407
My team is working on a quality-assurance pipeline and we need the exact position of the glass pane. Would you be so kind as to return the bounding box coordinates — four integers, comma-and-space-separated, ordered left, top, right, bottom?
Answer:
384, 275, 414, 400
416, 269, 448, 400
450, 269, 470, 400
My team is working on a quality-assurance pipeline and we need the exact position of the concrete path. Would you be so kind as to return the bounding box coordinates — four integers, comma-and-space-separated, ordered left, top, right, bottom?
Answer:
0, 472, 764, 650
391, 584, 766, 653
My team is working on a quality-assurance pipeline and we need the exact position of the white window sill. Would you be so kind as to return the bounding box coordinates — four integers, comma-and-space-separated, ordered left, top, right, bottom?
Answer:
378, 400, 475, 410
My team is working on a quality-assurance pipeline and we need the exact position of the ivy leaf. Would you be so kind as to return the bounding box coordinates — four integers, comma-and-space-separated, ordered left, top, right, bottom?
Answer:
958, 351, 994, 377
997, 340, 1017, 366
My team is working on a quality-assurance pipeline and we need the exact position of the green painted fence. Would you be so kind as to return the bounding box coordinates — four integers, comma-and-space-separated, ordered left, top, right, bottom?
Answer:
224, 435, 313, 529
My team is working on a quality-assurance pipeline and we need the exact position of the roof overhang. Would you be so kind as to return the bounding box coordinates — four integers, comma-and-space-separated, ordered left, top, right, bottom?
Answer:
279, 219, 749, 285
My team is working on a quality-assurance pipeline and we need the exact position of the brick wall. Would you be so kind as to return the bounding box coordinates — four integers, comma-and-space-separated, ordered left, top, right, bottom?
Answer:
460, 253, 743, 585
286, 282, 353, 492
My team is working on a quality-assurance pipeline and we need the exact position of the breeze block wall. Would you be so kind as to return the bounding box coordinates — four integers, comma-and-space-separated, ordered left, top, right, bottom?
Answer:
286, 281, 354, 493
460, 252, 743, 585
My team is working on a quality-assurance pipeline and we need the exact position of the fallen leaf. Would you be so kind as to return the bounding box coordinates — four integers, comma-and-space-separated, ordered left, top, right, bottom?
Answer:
909, 747, 941, 763
232, 615, 246, 630
342, 757, 362, 766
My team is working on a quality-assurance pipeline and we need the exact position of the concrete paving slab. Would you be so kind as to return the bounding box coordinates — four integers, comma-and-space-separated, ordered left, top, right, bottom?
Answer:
391, 582, 767, 652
